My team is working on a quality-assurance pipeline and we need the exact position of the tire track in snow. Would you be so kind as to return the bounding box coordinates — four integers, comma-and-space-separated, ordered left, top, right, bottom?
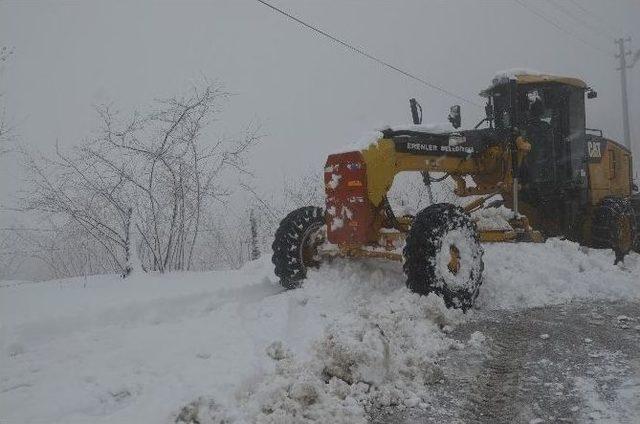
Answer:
461, 318, 529, 423
374, 301, 640, 423
7, 278, 283, 349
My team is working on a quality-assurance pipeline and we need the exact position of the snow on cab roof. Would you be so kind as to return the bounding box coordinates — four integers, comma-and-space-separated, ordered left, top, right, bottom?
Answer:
481, 68, 587, 96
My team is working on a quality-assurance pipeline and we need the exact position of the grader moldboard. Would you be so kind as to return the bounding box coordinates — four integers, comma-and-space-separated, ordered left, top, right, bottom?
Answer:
272, 72, 640, 311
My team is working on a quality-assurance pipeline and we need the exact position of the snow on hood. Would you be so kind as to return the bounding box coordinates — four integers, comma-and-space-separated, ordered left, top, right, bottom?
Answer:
339, 130, 384, 153
336, 123, 453, 154
377, 123, 452, 134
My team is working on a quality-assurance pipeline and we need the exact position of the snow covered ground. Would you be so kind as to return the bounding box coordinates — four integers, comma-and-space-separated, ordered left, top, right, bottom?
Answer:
1, 240, 639, 423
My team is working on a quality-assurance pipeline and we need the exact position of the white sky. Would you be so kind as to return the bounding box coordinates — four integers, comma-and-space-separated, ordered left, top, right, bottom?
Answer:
1, 0, 639, 222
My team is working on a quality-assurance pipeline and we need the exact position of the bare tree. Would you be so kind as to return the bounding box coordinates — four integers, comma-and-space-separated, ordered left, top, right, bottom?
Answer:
241, 171, 325, 259
7, 223, 118, 280
22, 81, 258, 277
187, 209, 253, 270
250, 209, 260, 261
21, 143, 136, 276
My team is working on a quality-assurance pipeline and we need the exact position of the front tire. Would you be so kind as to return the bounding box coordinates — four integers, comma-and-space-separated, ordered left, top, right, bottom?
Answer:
403, 203, 484, 311
272, 206, 324, 289
591, 197, 637, 264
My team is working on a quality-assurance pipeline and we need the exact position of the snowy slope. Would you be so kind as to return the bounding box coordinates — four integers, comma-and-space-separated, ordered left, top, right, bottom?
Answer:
1, 240, 639, 423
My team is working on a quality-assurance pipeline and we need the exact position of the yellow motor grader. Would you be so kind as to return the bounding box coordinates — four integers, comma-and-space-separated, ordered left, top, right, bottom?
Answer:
272, 72, 639, 310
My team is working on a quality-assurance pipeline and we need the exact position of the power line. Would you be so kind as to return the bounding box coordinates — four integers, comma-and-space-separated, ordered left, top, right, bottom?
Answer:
546, 0, 615, 41
566, 0, 619, 38
567, 0, 595, 16
513, 0, 613, 57
255, 0, 480, 107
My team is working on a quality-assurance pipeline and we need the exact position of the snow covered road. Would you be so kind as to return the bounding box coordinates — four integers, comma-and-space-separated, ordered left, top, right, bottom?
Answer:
1, 239, 639, 423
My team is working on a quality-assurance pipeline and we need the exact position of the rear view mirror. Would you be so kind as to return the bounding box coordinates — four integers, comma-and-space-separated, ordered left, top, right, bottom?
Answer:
587, 89, 598, 99
409, 98, 422, 124
448, 105, 461, 129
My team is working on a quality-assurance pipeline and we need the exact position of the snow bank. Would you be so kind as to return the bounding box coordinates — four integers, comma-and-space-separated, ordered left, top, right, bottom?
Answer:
479, 239, 640, 309
1, 240, 639, 423
173, 261, 465, 423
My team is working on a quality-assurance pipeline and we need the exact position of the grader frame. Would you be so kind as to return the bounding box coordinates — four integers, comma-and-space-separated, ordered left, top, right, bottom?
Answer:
272, 71, 638, 311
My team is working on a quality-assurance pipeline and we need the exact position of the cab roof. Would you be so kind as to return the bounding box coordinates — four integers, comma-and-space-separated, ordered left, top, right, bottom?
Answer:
480, 70, 588, 96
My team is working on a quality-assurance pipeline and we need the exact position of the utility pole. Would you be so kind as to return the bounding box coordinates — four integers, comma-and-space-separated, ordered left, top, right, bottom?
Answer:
614, 37, 638, 150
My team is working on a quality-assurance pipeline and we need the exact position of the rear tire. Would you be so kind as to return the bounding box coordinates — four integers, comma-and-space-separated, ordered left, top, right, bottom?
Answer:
272, 206, 324, 289
403, 203, 484, 312
592, 197, 637, 264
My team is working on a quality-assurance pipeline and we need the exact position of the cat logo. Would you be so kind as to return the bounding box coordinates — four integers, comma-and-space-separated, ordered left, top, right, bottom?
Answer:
588, 141, 601, 159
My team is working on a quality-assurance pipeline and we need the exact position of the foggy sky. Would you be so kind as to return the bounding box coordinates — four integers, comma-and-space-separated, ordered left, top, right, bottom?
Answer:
1, 0, 639, 224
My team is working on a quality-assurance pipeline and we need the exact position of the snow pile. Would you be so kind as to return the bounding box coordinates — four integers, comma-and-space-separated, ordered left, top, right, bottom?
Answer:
479, 238, 640, 309
175, 262, 465, 423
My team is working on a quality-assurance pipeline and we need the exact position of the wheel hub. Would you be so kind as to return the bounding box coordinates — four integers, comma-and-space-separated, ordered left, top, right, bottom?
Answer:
300, 223, 324, 268
447, 244, 461, 275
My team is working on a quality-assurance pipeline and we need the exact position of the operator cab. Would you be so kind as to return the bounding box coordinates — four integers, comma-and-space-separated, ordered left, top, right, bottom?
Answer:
481, 72, 591, 203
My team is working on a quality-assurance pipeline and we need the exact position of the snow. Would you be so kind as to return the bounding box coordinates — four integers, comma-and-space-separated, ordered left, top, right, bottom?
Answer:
493, 68, 545, 81
486, 68, 546, 91
328, 206, 352, 232
471, 205, 516, 231
327, 173, 341, 190
337, 131, 383, 153
330, 217, 343, 231
336, 123, 452, 153
433, 227, 483, 292
377, 123, 452, 134
487, 68, 587, 97
2, 240, 640, 423
477, 238, 640, 310
467, 331, 486, 348
573, 357, 640, 423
